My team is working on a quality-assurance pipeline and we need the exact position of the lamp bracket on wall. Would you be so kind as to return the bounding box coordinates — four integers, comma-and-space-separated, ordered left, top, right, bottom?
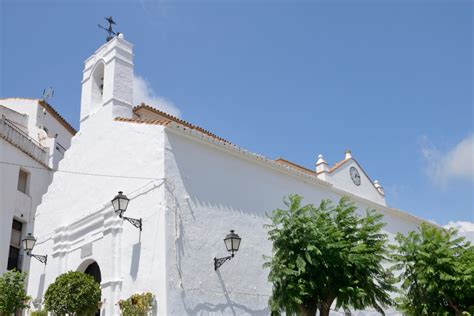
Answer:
214, 254, 234, 271
121, 215, 142, 231
29, 253, 47, 264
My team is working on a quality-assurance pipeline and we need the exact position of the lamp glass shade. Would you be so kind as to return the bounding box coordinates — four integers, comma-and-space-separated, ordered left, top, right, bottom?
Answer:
224, 230, 241, 253
111, 191, 129, 216
22, 233, 36, 252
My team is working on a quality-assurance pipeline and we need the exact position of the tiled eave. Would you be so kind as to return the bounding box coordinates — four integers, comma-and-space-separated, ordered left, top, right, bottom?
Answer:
133, 104, 231, 144
39, 100, 77, 135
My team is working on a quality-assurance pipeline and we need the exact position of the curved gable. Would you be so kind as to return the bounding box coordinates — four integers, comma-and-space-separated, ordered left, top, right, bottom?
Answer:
328, 158, 386, 206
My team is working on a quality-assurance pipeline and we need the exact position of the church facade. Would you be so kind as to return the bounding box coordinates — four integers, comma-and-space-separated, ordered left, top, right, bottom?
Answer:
26, 35, 427, 315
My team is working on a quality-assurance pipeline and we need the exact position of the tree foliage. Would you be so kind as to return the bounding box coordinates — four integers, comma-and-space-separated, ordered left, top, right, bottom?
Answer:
391, 223, 474, 315
264, 195, 395, 316
44, 271, 101, 316
118, 292, 154, 315
0, 269, 30, 314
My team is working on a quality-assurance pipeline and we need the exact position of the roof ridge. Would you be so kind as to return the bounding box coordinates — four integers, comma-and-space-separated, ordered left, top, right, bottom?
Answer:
133, 103, 231, 144
39, 100, 77, 135
0, 98, 77, 135
0, 97, 41, 101
114, 117, 171, 126
275, 157, 315, 175
329, 158, 350, 172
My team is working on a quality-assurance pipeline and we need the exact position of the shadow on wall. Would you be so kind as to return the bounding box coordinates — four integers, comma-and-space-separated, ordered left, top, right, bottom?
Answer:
152, 297, 158, 316
177, 269, 269, 316
130, 241, 141, 280
33, 273, 46, 309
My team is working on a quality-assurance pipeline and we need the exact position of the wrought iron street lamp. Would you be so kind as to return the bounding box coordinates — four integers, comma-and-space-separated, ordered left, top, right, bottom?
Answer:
214, 230, 241, 270
111, 191, 142, 231
22, 233, 47, 264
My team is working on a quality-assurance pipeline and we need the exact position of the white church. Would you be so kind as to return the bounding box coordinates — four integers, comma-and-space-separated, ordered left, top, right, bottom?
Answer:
22, 32, 429, 315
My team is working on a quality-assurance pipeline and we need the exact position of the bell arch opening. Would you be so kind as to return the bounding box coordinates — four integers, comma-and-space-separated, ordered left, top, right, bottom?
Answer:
91, 62, 105, 108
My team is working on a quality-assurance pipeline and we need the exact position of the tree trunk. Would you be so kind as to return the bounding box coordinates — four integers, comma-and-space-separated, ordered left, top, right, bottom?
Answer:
319, 303, 331, 316
299, 302, 317, 316
319, 296, 335, 316
447, 299, 462, 316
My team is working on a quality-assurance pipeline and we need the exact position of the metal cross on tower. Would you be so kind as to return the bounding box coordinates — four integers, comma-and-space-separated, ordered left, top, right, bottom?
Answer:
98, 16, 120, 42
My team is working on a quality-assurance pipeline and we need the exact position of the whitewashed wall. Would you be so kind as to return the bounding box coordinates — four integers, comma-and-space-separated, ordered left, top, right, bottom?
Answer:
0, 98, 75, 169
25, 116, 427, 315
27, 111, 168, 315
0, 138, 53, 273
0, 99, 74, 275
162, 127, 424, 315
0, 99, 72, 148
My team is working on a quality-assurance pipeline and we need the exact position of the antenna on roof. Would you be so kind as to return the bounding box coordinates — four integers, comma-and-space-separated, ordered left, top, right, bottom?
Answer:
98, 16, 121, 42
42, 87, 54, 101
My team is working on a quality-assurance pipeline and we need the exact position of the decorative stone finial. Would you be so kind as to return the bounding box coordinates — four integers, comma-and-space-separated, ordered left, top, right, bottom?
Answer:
316, 154, 329, 175
374, 180, 385, 196
345, 150, 352, 160
316, 154, 327, 165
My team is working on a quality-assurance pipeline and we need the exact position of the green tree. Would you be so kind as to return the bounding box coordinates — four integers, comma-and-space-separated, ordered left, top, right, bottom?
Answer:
44, 271, 101, 316
0, 269, 30, 315
264, 195, 395, 316
391, 223, 474, 315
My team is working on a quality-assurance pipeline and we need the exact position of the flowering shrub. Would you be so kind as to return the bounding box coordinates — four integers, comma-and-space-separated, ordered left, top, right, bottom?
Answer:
118, 292, 154, 315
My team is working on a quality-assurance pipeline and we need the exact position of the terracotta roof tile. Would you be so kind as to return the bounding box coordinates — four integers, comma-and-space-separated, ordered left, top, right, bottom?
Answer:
275, 157, 316, 175
114, 117, 171, 126
132, 104, 232, 144
329, 158, 350, 172
276, 157, 351, 175
38, 100, 77, 135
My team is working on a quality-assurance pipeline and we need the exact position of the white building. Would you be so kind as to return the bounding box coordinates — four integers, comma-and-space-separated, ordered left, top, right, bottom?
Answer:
26, 35, 428, 315
0, 98, 75, 274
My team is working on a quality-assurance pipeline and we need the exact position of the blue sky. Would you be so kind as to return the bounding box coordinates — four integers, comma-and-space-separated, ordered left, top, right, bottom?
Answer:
1, 0, 472, 226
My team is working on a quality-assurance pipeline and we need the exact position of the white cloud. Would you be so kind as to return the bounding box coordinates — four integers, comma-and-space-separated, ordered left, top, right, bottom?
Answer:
133, 75, 181, 117
444, 221, 474, 243
421, 134, 474, 184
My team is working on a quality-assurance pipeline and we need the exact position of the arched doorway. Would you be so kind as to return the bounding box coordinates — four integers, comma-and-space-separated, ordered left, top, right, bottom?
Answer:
80, 261, 102, 316
84, 261, 102, 284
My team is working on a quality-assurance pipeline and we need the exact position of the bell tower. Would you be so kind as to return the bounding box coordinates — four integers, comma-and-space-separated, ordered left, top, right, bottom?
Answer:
79, 33, 134, 128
